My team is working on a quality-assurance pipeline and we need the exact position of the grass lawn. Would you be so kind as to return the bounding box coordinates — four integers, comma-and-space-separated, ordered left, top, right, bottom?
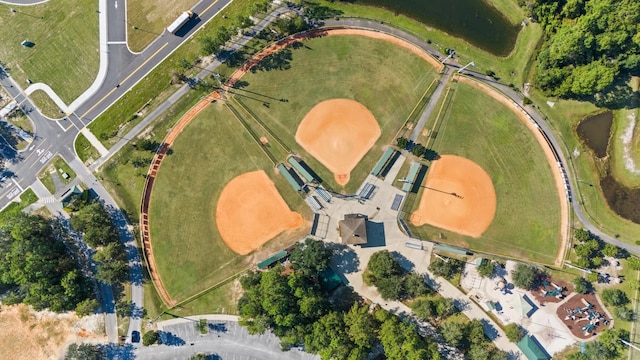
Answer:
149, 102, 309, 302
75, 133, 101, 165
88, 0, 257, 148
126, 0, 199, 52
310, 0, 542, 87
610, 108, 640, 189
0, 0, 98, 108
0, 189, 38, 220
37, 155, 75, 194
407, 82, 561, 265
237, 35, 439, 193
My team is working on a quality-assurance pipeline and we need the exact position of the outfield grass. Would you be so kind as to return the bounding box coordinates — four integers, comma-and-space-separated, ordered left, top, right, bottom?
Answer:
310, 0, 542, 87
88, 0, 257, 147
126, 0, 199, 52
149, 102, 309, 302
407, 82, 561, 265
237, 35, 438, 193
0, 0, 98, 107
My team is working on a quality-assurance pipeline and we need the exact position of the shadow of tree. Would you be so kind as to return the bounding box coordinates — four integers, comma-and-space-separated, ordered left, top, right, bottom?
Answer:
329, 243, 360, 274
158, 330, 186, 346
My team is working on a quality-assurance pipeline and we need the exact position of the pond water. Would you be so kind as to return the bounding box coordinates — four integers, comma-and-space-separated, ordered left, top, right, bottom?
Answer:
601, 174, 640, 225
576, 111, 613, 158
355, 0, 520, 56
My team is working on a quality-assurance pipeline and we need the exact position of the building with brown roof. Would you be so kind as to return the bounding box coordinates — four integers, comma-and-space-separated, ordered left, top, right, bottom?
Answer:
339, 214, 368, 245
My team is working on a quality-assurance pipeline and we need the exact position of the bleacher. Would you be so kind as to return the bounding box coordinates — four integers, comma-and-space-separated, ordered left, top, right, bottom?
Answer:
358, 183, 375, 200
257, 250, 288, 270
277, 164, 302, 192
371, 148, 395, 176
402, 162, 421, 192
288, 157, 315, 183
316, 186, 332, 203
305, 196, 323, 212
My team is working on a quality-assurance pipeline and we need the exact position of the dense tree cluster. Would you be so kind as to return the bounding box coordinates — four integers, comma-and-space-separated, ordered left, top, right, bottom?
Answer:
510, 263, 546, 290
567, 328, 629, 360
238, 241, 440, 359
0, 213, 94, 313
572, 229, 625, 269
428, 257, 465, 281
70, 202, 128, 284
411, 297, 458, 325
363, 250, 431, 300
439, 319, 507, 360
523, 0, 640, 103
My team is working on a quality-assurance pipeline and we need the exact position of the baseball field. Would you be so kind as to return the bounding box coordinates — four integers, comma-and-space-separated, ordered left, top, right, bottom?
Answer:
147, 33, 440, 302
406, 80, 563, 265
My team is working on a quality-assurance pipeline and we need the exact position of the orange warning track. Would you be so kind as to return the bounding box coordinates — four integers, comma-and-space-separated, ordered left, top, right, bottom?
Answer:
141, 26, 443, 307
216, 171, 304, 255
295, 99, 381, 186
411, 155, 496, 237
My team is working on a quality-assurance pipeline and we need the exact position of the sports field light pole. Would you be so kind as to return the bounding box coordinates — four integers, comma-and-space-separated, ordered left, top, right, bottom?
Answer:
457, 61, 475, 73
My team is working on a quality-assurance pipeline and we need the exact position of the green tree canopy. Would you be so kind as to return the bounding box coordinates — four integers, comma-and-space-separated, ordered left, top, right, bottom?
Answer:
289, 238, 332, 277
511, 263, 543, 290
70, 202, 119, 248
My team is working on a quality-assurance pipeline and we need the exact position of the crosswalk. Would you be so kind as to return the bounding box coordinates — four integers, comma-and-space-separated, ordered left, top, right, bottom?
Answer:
42, 196, 56, 204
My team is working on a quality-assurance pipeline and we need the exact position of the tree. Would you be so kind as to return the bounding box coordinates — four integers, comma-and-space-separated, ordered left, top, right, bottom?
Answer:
477, 259, 495, 278
411, 143, 426, 157
511, 263, 541, 289
439, 321, 466, 348
75, 298, 99, 317
628, 257, 640, 270
429, 258, 463, 280
367, 251, 403, 279
143, 330, 160, 346
411, 298, 434, 320
403, 273, 431, 298
396, 137, 409, 150
573, 277, 591, 294
574, 229, 591, 242
504, 323, 524, 342
289, 238, 332, 276
344, 303, 376, 349
379, 316, 438, 360
600, 289, 629, 307
64, 343, 103, 360
602, 244, 619, 258
93, 241, 128, 284
70, 202, 120, 248
614, 306, 635, 321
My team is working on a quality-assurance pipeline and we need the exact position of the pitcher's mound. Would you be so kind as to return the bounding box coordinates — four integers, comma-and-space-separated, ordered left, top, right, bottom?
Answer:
216, 170, 304, 255
410, 155, 496, 237
296, 99, 381, 186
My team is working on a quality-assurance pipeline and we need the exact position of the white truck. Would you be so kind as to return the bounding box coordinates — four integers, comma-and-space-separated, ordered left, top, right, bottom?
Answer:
167, 11, 194, 34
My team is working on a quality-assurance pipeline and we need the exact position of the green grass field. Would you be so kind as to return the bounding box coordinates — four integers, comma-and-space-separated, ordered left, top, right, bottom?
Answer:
0, 0, 98, 108
310, 0, 542, 87
37, 155, 75, 194
126, 0, 199, 52
610, 108, 640, 189
149, 102, 310, 302
88, 0, 257, 148
406, 82, 561, 265
236, 35, 439, 193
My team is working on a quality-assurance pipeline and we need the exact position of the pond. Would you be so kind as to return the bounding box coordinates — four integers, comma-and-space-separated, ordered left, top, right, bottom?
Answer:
576, 111, 613, 158
355, 0, 520, 56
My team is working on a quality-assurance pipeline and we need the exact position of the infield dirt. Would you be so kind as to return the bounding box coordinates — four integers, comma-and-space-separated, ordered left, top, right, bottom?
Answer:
411, 155, 496, 237
296, 99, 381, 185
216, 170, 305, 255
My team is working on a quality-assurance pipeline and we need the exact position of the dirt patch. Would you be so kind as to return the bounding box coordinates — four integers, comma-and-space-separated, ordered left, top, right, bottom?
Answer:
410, 155, 496, 237
555, 293, 612, 339
295, 99, 381, 186
457, 76, 568, 266
216, 170, 304, 255
0, 304, 105, 360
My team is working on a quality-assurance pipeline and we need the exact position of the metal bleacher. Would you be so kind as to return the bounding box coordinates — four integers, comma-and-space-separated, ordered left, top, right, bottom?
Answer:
277, 164, 302, 192
358, 183, 375, 200
371, 148, 395, 176
305, 196, 323, 212
315, 186, 332, 203
402, 162, 421, 192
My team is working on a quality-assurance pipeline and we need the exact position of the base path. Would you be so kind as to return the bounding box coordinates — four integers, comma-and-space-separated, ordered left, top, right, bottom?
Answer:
216, 170, 304, 255
457, 76, 569, 266
411, 155, 496, 237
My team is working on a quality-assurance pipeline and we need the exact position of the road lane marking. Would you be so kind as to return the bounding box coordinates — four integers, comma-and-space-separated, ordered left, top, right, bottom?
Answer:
22, 140, 45, 162
120, 42, 168, 85
56, 119, 68, 131
200, 0, 221, 16
11, 178, 23, 192
80, 42, 168, 119
29, 144, 52, 169
107, 41, 127, 44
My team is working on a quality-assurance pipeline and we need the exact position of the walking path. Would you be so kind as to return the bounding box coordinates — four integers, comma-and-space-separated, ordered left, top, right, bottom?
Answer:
409, 68, 453, 142
80, 128, 109, 157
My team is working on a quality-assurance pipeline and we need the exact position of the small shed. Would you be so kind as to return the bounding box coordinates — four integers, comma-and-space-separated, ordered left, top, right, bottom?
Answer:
339, 214, 368, 245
